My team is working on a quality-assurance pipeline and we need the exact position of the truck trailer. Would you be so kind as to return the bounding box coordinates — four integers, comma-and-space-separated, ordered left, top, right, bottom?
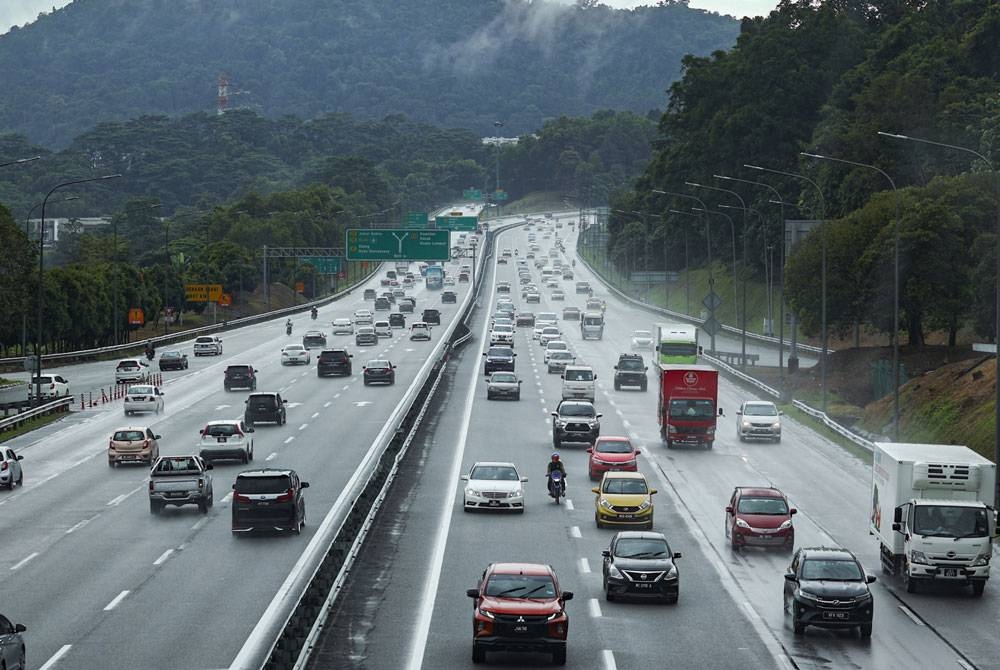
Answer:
657, 365, 721, 449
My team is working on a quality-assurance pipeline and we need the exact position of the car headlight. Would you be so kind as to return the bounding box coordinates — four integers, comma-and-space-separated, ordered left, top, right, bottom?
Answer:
667, 425, 678, 434
555, 419, 566, 428
607, 564, 623, 579
779, 520, 793, 530
546, 610, 564, 621
910, 550, 928, 564
664, 565, 678, 579
735, 518, 750, 529
637, 500, 651, 511
478, 608, 495, 619
706, 426, 716, 435
740, 420, 752, 429
856, 590, 873, 603
509, 489, 522, 499
600, 498, 614, 510
772, 422, 781, 429
971, 552, 991, 567
797, 590, 820, 603
465, 488, 480, 497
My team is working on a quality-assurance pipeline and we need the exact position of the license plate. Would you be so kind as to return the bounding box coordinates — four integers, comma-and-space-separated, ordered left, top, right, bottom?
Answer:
122, 456, 139, 461
617, 514, 634, 520
633, 583, 653, 589
943, 568, 958, 577
217, 437, 227, 442
822, 611, 849, 620
513, 625, 528, 633
167, 492, 185, 498
489, 500, 500, 507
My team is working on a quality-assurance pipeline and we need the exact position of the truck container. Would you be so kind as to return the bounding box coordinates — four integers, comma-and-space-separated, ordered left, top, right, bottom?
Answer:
870, 442, 996, 595
580, 311, 604, 340
657, 365, 721, 449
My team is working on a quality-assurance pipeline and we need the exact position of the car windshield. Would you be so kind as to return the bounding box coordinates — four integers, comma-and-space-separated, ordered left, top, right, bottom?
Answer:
551, 352, 573, 361
284, 345, 305, 352
633, 331, 652, 339
235, 475, 291, 495
469, 465, 520, 481
564, 369, 592, 381
228, 366, 252, 374
412, 324, 427, 329
358, 327, 374, 333
484, 574, 556, 599
559, 403, 594, 417
913, 505, 990, 538
737, 496, 789, 515
669, 399, 716, 418
596, 440, 632, 454
204, 424, 240, 437
618, 358, 644, 371
615, 538, 670, 559
117, 361, 139, 369
800, 559, 864, 581
538, 313, 557, 321
744, 403, 778, 416
248, 397, 276, 410
603, 478, 649, 495
542, 327, 559, 335
112, 430, 145, 441
196, 337, 214, 343
493, 325, 513, 333
162, 351, 181, 359
334, 319, 351, 325
488, 348, 512, 357
491, 373, 517, 383
367, 360, 390, 369
547, 342, 567, 351
127, 386, 154, 395
583, 316, 602, 325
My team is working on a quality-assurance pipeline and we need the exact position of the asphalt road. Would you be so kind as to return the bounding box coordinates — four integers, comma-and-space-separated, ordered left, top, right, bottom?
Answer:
308, 217, 994, 670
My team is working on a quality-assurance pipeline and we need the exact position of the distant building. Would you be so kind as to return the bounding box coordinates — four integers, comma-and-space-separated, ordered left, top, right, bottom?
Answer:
481, 136, 520, 146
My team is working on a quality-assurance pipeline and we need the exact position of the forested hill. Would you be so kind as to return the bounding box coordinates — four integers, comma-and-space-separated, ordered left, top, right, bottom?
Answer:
0, 0, 738, 148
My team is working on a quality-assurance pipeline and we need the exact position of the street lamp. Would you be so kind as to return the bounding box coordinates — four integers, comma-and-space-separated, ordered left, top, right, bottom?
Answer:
0, 155, 40, 168
23, 196, 79, 356
35, 174, 122, 405
668, 209, 699, 316
494, 121, 504, 215
801, 151, 901, 441
112, 202, 161, 345
878, 130, 1000, 504
691, 206, 738, 324
745, 164, 829, 413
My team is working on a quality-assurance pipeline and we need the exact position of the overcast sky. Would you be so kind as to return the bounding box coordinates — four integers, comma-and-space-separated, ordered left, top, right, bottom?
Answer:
0, 1, 778, 35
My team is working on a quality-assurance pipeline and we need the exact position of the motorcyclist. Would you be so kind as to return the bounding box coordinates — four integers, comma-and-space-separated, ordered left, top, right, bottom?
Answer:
285, 319, 293, 335
546, 453, 567, 495
311, 307, 318, 320
144, 340, 155, 360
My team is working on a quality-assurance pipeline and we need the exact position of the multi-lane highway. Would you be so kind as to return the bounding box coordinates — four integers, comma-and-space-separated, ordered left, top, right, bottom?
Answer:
306, 216, 997, 670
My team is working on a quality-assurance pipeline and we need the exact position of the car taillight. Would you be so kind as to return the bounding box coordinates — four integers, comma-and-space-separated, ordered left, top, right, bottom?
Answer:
235, 431, 244, 438
1, 462, 7, 472
148, 481, 154, 493
233, 492, 251, 503
276, 489, 294, 503
109, 441, 116, 451
143, 439, 150, 448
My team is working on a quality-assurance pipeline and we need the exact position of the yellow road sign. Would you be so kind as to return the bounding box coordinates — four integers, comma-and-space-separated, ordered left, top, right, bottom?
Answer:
185, 283, 223, 302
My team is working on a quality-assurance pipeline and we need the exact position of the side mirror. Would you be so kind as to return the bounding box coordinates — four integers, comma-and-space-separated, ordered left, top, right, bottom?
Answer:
154, 434, 162, 440
246, 426, 255, 433
594, 375, 597, 380
482, 353, 487, 357
784, 572, 797, 582
779, 411, 784, 416
551, 412, 558, 417
561, 591, 574, 601
672, 552, 682, 559
650, 488, 658, 495
596, 414, 603, 419
591, 487, 600, 494
16, 455, 24, 461
718, 408, 724, 416
893, 507, 903, 524
586, 448, 593, 453
560, 375, 565, 380
301, 482, 310, 489
891, 522, 902, 532
232, 483, 236, 490
613, 366, 618, 370
282, 399, 288, 404
521, 477, 529, 483
517, 380, 522, 385
736, 411, 742, 416
205, 463, 214, 470
460, 475, 469, 481
866, 575, 877, 584
790, 508, 798, 515
466, 588, 479, 599
14, 624, 26, 633
601, 549, 611, 558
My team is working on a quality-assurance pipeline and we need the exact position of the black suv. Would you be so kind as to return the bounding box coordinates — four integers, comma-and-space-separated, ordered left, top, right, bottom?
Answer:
613, 354, 648, 391
374, 297, 391, 311
244, 392, 287, 426
551, 400, 601, 447
231, 468, 310, 535
302, 331, 327, 349
363, 288, 377, 300
422, 308, 441, 325
783, 547, 875, 637
483, 346, 516, 375
317, 349, 353, 377
389, 312, 406, 328
399, 298, 415, 313
442, 290, 457, 304
224, 364, 257, 391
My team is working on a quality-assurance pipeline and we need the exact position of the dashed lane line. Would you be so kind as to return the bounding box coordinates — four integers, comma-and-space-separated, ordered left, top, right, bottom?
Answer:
10, 552, 38, 571
103, 590, 130, 611
38, 644, 72, 670
578, 557, 591, 574
153, 549, 174, 566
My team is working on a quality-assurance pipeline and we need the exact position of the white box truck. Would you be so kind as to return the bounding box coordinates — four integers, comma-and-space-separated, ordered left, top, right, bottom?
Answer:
870, 442, 996, 596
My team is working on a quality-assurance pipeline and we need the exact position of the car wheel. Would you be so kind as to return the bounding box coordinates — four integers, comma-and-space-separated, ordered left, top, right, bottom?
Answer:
666, 594, 679, 605
774, 436, 782, 444
472, 642, 486, 664
640, 383, 647, 392
514, 392, 520, 401
604, 586, 614, 602
552, 646, 567, 665
364, 379, 369, 386
859, 623, 872, 638
150, 501, 162, 515
198, 501, 209, 514
613, 381, 620, 391
242, 451, 249, 465
972, 581, 986, 597
248, 447, 253, 462
793, 620, 805, 635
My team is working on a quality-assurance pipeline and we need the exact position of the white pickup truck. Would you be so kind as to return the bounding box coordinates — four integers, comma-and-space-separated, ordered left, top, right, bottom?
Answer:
148, 455, 214, 515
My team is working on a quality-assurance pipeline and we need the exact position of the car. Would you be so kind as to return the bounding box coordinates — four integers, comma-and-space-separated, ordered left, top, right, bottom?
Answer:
231, 468, 310, 535
363, 359, 396, 385
525, 292, 541, 303
515, 312, 536, 327
317, 349, 353, 376
483, 346, 516, 375
198, 419, 255, 463
490, 317, 514, 329
374, 297, 392, 311
244, 392, 287, 426
353, 309, 374, 325
374, 320, 392, 338
380, 292, 396, 305
562, 269, 575, 280
388, 312, 406, 328
736, 400, 783, 442
519, 275, 532, 286
399, 297, 416, 313
575, 281, 592, 294
538, 326, 561, 346
281, 344, 311, 365
442, 290, 457, 304
587, 437, 640, 480
123, 384, 164, 415
496, 282, 511, 293
115, 358, 150, 384
380, 277, 391, 286
546, 350, 576, 374
561, 365, 596, 401
543, 340, 570, 363
525, 251, 536, 259
409, 322, 432, 341
158, 350, 188, 371
331, 318, 355, 335
302, 330, 328, 349
108, 426, 161, 467
586, 297, 604, 312
443, 275, 457, 286
224, 364, 257, 391
422, 308, 441, 325
193, 335, 223, 356
726, 486, 797, 550
458, 271, 470, 282
562, 306, 580, 320
392, 287, 406, 298
466, 563, 573, 664
355, 326, 378, 346
486, 371, 522, 400
461, 461, 526, 511
550, 289, 566, 301
489, 324, 515, 347
602, 531, 680, 603
630, 330, 654, 351
0, 614, 27, 668
497, 256, 508, 265
552, 400, 601, 447
593, 471, 657, 530
363, 288, 377, 300
535, 311, 558, 329
0, 447, 24, 490
614, 354, 648, 391
783, 547, 875, 637
28, 374, 70, 399
148, 455, 214, 515
502, 248, 513, 257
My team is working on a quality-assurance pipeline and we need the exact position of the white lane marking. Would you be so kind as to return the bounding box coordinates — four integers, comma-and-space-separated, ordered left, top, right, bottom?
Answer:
284, 436, 295, 444
602, 649, 618, 670
214, 404, 231, 410
565, 499, 574, 510
957, 660, 976, 670
103, 590, 130, 611
288, 379, 297, 385
266, 452, 278, 461
622, 419, 631, 429
333, 393, 341, 399
220, 492, 233, 505
191, 518, 208, 531
342, 385, 350, 391
65, 515, 98, 534
588, 598, 603, 618
324, 401, 332, 407
898, 604, 925, 626
354, 401, 373, 407
10, 552, 39, 571
153, 549, 174, 566
311, 412, 320, 419
39, 644, 72, 670
578, 557, 591, 574
72, 454, 95, 467
298, 423, 308, 431
570, 526, 582, 538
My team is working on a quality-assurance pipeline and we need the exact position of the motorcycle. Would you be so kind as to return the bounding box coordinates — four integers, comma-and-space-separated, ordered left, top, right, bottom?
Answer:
571, 260, 576, 267
311, 308, 318, 320
547, 470, 565, 504
144, 347, 155, 361
286, 323, 293, 336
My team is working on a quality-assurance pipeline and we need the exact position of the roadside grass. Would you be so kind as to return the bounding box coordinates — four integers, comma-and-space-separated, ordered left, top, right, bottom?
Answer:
0, 412, 65, 444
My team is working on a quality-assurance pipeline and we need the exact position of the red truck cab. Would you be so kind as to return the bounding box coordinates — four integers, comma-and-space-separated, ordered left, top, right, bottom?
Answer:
658, 364, 721, 449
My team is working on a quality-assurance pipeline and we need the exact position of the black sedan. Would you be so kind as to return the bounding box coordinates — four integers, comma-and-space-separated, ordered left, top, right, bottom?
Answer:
422, 309, 441, 325
602, 531, 680, 603
158, 350, 189, 371
302, 331, 328, 349
363, 359, 396, 385
442, 291, 457, 304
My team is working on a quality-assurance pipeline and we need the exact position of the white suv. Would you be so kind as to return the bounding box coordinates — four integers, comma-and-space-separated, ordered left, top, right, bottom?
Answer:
489, 324, 515, 346
561, 365, 596, 401
198, 420, 255, 464
193, 335, 223, 356
115, 359, 150, 384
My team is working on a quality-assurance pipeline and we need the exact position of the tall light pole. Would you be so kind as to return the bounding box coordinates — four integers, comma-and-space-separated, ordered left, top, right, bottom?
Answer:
668, 209, 699, 316
23, 196, 78, 356
692, 206, 738, 322
746, 164, 828, 412
36, 174, 122, 405
112, 202, 161, 344
494, 121, 504, 216
878, 130, 1000, 505
801, 151, 901, 441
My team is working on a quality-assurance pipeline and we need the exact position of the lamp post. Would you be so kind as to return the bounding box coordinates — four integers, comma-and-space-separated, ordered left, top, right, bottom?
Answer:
878, 131, 1000, 505
23, 196, 78, 356
161, 210, 204, 335
494, 121, 504, 216
112, 203, 161, 345
692, 206, 738, 319
746, 164, 828, 412
0, 155, 40, 168
35, 174, 121, 405
801, 151, 901, 441
668, 209, 698, 316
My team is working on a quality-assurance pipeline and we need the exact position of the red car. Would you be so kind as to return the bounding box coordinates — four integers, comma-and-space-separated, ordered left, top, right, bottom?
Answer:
725, 486, 796, 550
466, 562, 573, 665
586, 436, 640, 480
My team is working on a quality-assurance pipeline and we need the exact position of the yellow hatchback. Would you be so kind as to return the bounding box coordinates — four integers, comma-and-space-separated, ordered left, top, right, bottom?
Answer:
593, 471, 657, 529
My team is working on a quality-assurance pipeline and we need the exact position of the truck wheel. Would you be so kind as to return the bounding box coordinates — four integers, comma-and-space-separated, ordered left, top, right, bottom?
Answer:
640, 383, 647, 392
552, 646, 567, 665
614, 381, 620, 391
972, 581, 986, 597
198, 501, 209, 514
665, 440, 674, 449
904, 570, 918, 593
149, 501, 162, 515
472, 642, 486, 663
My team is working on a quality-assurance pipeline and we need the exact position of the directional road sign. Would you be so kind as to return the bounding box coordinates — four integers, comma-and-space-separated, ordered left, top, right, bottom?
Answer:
630, 271, 668, 283
185, 283, 223, 302
435, 215, 478, 232
405, 212, 429, 228
463, 189, 483, 201
701, 315, 722, 337
346, 229, 450, 261
702, 291, 723, 312
493, 189, 509, 201
299, 256, 342, 273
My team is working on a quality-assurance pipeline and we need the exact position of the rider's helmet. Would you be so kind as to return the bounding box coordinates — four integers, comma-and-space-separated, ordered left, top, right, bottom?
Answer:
551, 453, 560, 462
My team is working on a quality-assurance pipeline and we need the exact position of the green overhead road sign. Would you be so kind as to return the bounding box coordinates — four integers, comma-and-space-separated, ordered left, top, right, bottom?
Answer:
346, 228, 450, 261
405, 212, 429, 228
299, 256, 342, 274
463, 189, 483, 200
493, 189, 509, 201
435, 215, 478, 231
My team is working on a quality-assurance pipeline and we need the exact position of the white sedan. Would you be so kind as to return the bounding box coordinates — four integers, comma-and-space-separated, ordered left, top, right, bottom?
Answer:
123, 384, 164, 416
631, 330, 654, 351
538, 326, 561, 346
332, 318, 354, 335
461, 461, 526, 512
281, 344, 311, 365
543, 340, 570, 363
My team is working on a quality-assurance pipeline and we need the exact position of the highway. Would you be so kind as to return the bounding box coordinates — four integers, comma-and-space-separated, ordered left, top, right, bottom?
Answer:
307, 216, 996, 670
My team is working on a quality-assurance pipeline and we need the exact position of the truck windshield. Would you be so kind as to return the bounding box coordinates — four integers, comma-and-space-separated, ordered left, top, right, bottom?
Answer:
564, 369, 593, 381
583, 317, 602, 326
913, 505, 990, 538
669, 399, 715, 419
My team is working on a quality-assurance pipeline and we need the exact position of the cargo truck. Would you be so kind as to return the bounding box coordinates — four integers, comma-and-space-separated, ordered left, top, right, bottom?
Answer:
580, 311, 604, 340
657, 365, 721, 449
870, 442, 996, 596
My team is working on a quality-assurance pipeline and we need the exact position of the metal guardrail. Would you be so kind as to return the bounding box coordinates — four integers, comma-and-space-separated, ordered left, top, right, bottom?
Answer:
0, 396, 73, 432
